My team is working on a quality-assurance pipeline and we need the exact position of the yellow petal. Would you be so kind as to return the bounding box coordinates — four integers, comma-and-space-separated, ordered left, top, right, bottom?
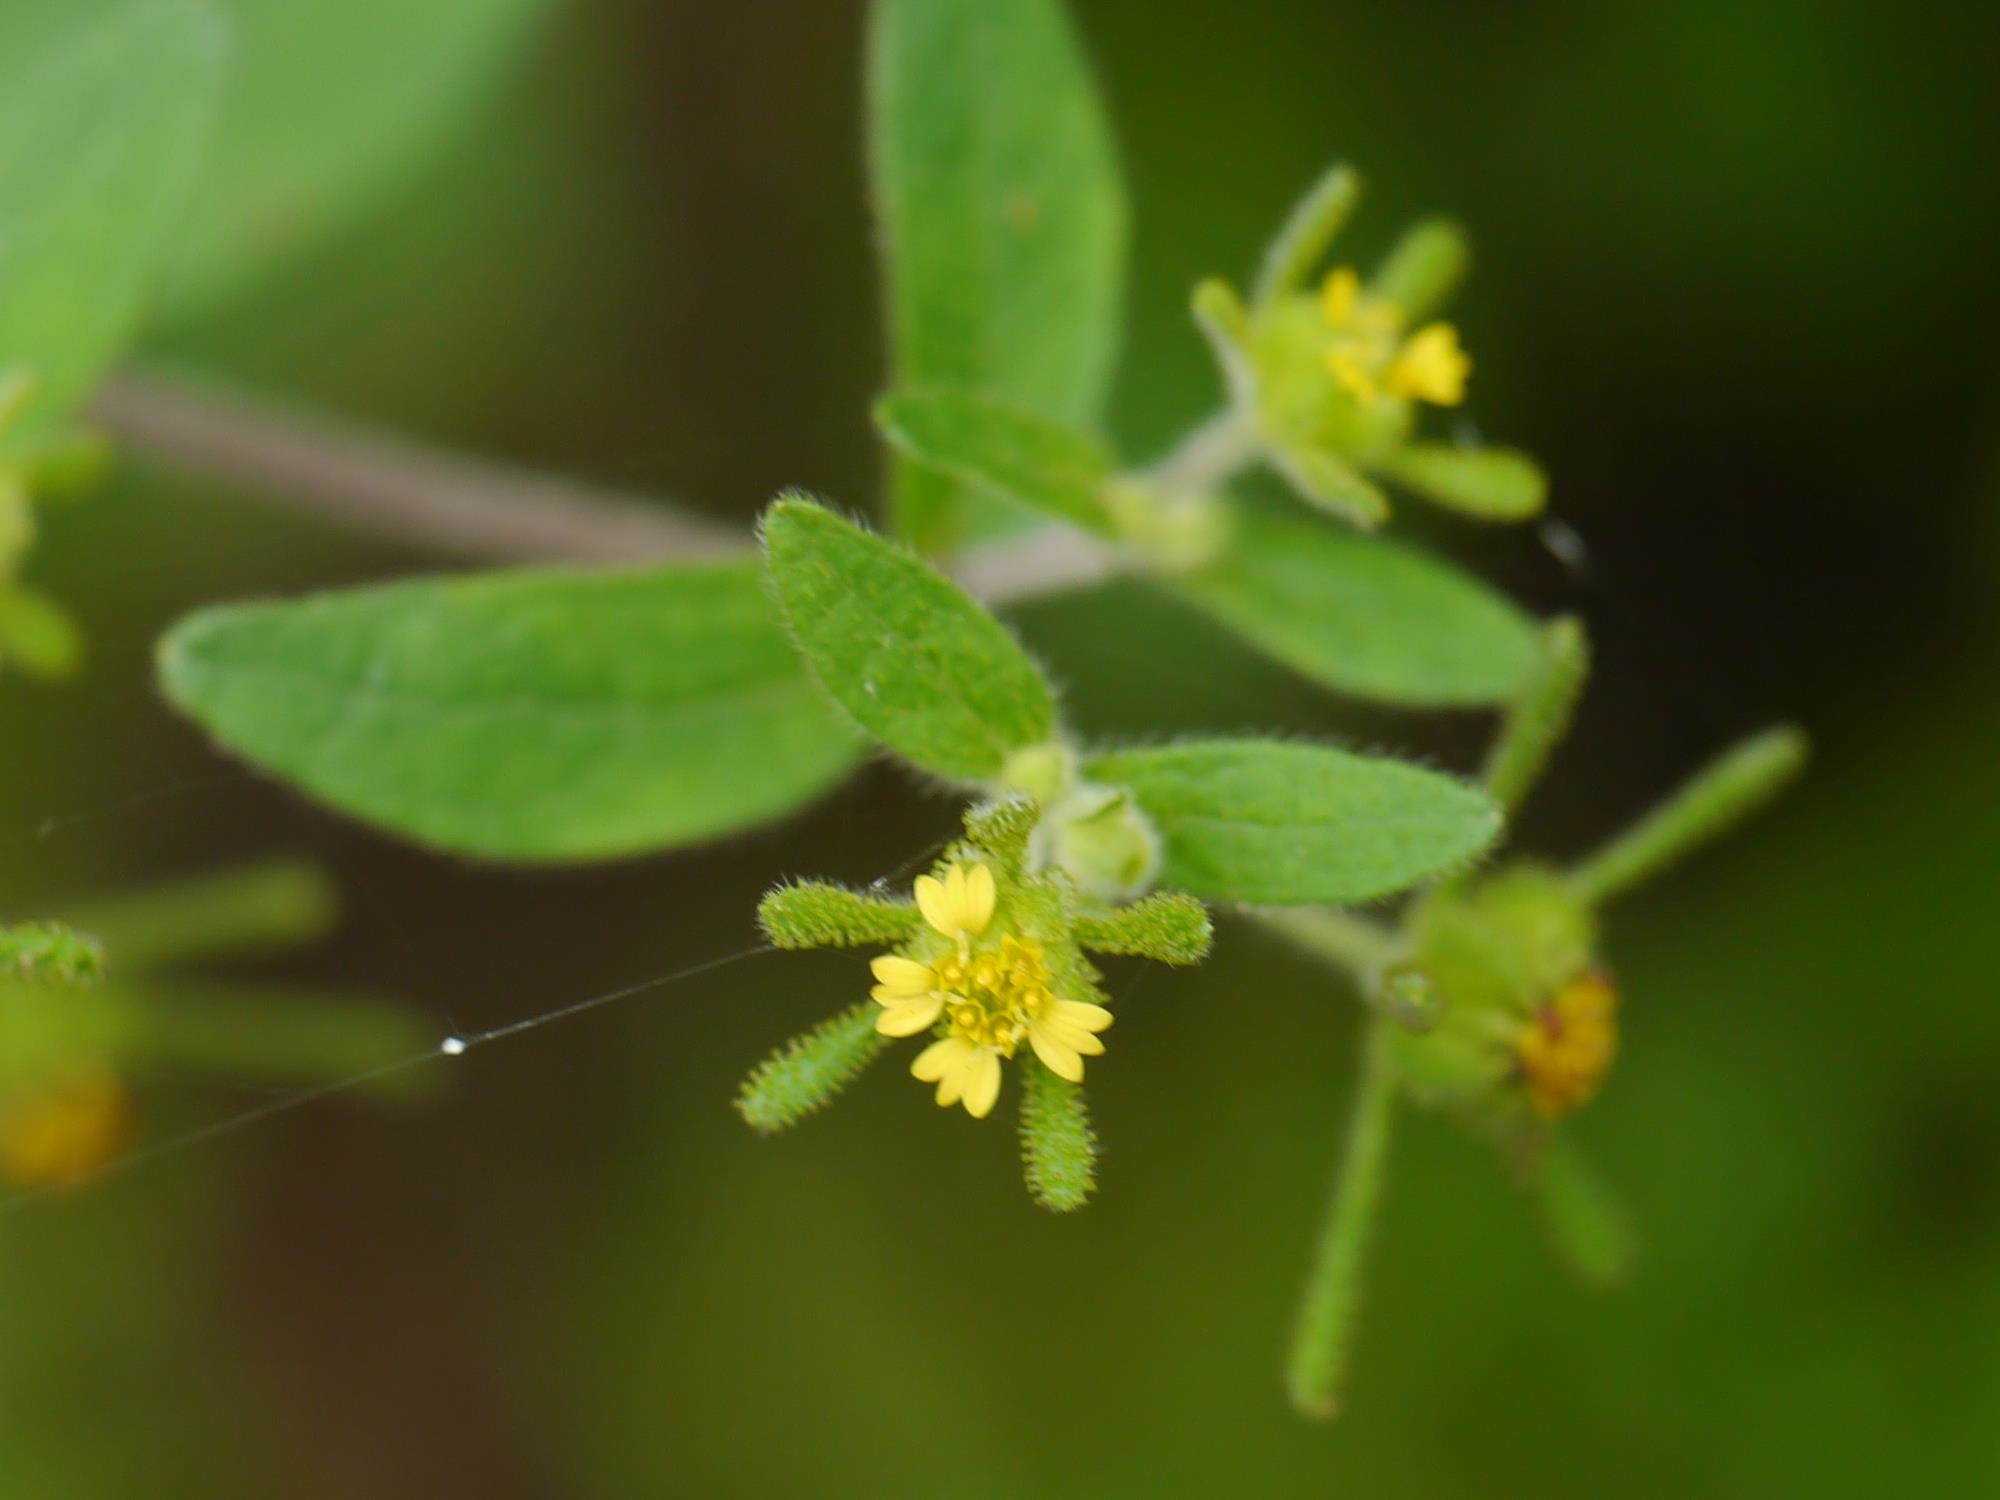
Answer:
1029, 1028, 1085, 1083
1051, 1000, 1113, 1034
961, 863, 996, 936
1384, 322, 1470, 406
961, 1049, 1003, 1118
1320, 266, 1360, 328
869, 955, 935, 997
911, 1036, 965, 1083
1040, 1024, 1106, 1058
913, 873, 952, 937
874, 995, 944, 1037
915, 861, 996, 940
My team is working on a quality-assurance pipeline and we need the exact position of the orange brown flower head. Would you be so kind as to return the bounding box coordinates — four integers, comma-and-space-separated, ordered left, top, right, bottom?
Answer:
1513, 972, 1619, 1119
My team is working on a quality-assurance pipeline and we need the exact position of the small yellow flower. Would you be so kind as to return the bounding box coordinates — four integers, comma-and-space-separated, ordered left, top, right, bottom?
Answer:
870, 861, 1114, 1119
1514, 972, 1619, 1118
0, 1067, 128, 1188
1319, 265, 1469, 409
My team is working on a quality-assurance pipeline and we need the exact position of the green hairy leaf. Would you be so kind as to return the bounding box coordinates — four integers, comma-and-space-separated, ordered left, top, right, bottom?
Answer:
0, 0, 222, 451
165, 0, 556, 314
875, 389, 1117, 537
158, 561, 862, 861
1088, 740, 1501, 905
870, 0, 1128, 550
757, 882, 923, 951
737, 1004, 888, 1134
1172, 505, 1541, 707
761, 496, 1059, 781
1019, 1060, 1098, 1212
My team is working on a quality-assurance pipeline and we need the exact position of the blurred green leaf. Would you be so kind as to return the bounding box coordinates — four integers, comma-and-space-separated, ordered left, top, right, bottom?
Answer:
1532, 1136, 1636, 1289
0, 583, 83, 679
762, 496, 1059, 782
57, 860, 337, 970
1368, 218, 1469, 323
1169, 505, 1540, 707
869, 0, 1127, 551
1377, 443, 1547, 522
0, 0, 222, 451
875, 388, 1117, 537
164, 0, 554, 315
157, 561, 862, 861
1088, 740, 1500, 905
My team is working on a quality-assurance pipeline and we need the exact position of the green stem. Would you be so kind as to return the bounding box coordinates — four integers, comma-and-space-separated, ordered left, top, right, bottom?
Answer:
1482, 615, 1590, 816
1569, 726, 1808, 907
1287, 1021, 1398, 1420
1250, 906, 1397, 978
1144, 408, 1257, 497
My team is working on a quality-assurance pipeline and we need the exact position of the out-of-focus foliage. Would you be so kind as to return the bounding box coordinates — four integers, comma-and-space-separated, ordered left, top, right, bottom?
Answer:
0, 0, 1994, 1496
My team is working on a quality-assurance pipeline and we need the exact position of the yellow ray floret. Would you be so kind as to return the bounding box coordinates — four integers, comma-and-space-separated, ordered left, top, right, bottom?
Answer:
914, 861, 995, 945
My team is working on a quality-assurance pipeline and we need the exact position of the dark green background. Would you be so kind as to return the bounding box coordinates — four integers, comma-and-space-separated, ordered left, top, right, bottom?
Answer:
3, 0, 1996, 1494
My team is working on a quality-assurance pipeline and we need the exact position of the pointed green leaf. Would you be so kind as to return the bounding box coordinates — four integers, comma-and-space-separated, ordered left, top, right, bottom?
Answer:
1169, 505, 1540, 707
1088, 740, 1501, 906
163, 0, 555, 314
762, 496, 1059, 781
875, 389, 1117, 537
157, 561, 862, 861
0, 0, 222, 452
870, 0, 1128, 551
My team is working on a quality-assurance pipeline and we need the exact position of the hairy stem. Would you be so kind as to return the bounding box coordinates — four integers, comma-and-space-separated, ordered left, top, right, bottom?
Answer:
1569, 726, 1807, 906
1143, 408, 1258, 496
1287, 1021, 1398, 1419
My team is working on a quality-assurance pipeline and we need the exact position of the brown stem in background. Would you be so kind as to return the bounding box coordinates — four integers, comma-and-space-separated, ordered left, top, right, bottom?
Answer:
92, 366, 1124, 605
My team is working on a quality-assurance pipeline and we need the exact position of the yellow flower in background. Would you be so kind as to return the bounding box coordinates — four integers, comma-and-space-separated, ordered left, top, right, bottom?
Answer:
1319, 265, 1470, 409
0, 1067, 128, 1188
1514, 971, 1619, 1118
870, 860, 1114, 1119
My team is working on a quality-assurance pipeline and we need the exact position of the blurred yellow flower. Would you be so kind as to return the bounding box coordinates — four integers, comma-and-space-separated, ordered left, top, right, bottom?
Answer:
0, 1067, 128, 1188
1319, 265, 1470, 409
1515, 972, 1619, 1118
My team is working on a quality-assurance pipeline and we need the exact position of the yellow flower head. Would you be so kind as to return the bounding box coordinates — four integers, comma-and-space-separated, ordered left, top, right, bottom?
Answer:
870, 860, 1113, 1119
0, 1067, 128, 1188
1319, 265, 1469, 409
1514, 972, 1619, 1119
